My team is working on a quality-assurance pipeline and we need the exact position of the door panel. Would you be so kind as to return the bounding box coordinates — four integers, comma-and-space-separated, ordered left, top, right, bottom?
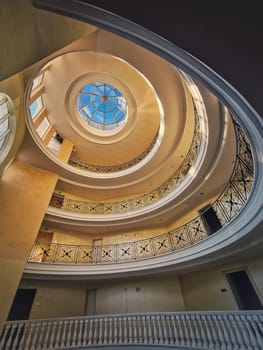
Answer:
226, 270, 263, 310
7, 289, 36, 321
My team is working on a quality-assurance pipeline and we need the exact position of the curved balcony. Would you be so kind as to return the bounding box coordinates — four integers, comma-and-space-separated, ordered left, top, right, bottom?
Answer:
24, 0, 263, 279
1, 311, 263, 350
28, 119, 253, 269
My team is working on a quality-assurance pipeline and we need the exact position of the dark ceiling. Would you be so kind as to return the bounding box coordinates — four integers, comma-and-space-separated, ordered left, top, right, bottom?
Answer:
82, 0, 263, 118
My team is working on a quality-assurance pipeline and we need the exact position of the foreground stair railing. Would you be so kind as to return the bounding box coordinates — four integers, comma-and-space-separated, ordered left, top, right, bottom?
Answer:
1, 311, 263, 350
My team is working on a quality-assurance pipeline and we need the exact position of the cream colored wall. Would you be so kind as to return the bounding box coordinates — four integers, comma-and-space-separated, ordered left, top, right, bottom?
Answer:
180, 255, 263, 311
51, 229, 93, 246
247, 258, 263, 297
180, 268, 236, 311
20, 275, 185, 319
95, 277, 185, 315
20, 279, 86, 319
16, 255, 263, 321
50, 226, 166, 246
0, 161, 58, 331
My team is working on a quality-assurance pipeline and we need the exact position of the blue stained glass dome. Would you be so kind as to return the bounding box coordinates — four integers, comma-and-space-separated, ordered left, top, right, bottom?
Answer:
77, 82, 127, 131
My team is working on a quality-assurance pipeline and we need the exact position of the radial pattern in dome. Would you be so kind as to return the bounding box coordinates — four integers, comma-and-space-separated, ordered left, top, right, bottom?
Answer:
77, 82, 127, 131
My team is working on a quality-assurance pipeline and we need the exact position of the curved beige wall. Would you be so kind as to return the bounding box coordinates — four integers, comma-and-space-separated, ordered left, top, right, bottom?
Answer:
0, 73, 25, 176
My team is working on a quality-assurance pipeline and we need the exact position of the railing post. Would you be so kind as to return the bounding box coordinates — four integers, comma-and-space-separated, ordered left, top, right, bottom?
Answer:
118, 316, 123, 344
0, 324, 9, 349
166, 315, 173, 345
232, 315, 248, 349
132, 315, 138, 343
12, 323, 21, 350
92, 318, 98, 345
219, 314, 232, 350
146, 315, 153, 344
176, 314, 184, 347
156, 315, 163, 344
161, 315, 169, 345
241, 314, 258, 350
17, 322, 28, 350
43, 321, 52, 349
202, 314, 212, 348
30, 322, 39, 350
80, 319, 86, 346
186, 314, 195, 347
142, 315, 147, 344
224, 314, 239, 350
60, 320, 67, 348
107, 316, 112, 344
213, 314, 225, 349
151, 314, 156, 344
238, 314, 253, 349
137, 315, 143, 344
98, 317, 103, 344
47, 320, 57, 350
5, 323, 16, 350
87, 318, 93, 345
24, 322, 34, 350
123, 316, 127, 344
171, 314, 180, 347
193, 314, 202, 348
182, 314, 190, 347
72, 319, 79, 347
66, 319, 73, 347
113, 317, 118, 344
209, 314, 218, 348
127, 316, 132, 343
54, 320, 62, 348
103, 317, 108, 344
252, 314, 263, 348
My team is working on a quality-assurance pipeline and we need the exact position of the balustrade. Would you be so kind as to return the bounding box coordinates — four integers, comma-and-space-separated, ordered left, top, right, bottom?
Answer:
1, 311, 262, 350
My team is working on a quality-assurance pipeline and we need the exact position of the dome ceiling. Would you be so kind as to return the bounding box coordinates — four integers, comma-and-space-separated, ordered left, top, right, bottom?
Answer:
15, 0, 261, 277
24, 32, 200, 197
21, 28, 236, 234
42, 50, 161, 161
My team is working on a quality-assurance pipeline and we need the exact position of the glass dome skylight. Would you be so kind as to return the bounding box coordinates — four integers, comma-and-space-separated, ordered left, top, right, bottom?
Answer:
77, 82, 127, 131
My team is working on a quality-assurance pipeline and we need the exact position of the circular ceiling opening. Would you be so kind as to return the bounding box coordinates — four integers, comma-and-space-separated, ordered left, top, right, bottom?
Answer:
76, 82, 128, 132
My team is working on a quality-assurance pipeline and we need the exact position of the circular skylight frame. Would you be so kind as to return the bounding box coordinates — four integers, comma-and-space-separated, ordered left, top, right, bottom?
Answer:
77, 82, 128, 132
0, 92, 16, 165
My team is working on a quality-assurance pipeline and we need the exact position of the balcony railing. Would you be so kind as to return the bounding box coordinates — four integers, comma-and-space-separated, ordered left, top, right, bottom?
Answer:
1, 311, 262, 349
29, 121, 253, 265
69, 130, 159, 173
50, 97, 202, 215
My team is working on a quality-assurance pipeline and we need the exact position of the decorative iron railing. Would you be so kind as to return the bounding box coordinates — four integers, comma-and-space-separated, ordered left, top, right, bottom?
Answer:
69, 130, 159, 173
1, 311, 262, 349
51, 101, 201, 214
30, 120, 253, 265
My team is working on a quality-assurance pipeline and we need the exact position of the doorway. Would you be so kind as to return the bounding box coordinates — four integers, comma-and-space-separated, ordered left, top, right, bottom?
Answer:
7, 289, 36, 321
199, 204, 222, 235
225, 270, 263, 310
85, 289, 97, 315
